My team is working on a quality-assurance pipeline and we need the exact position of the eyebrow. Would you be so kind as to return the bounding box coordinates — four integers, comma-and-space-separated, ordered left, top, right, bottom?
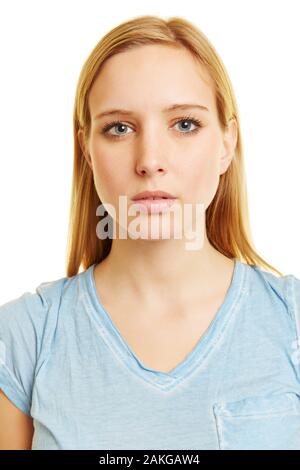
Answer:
93, 103, 209, 120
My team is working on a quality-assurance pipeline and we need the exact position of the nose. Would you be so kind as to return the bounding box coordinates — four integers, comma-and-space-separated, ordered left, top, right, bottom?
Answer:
136, 161, 165, 176
134, 128, 168, 177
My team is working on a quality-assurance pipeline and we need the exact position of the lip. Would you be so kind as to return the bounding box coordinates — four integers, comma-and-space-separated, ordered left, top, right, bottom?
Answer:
131, 198, 177, 214
131, 190, 176, 201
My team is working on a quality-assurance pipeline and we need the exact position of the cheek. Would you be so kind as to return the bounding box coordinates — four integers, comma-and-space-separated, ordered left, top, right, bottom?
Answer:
91, 150, 130, 203
183, 142, 221, 207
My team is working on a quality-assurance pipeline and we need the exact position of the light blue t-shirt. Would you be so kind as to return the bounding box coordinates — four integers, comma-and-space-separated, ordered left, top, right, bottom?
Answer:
0, 259, 300, 450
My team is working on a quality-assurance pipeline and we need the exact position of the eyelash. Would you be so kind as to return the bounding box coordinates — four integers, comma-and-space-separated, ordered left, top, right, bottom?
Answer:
100, 115, 204, 140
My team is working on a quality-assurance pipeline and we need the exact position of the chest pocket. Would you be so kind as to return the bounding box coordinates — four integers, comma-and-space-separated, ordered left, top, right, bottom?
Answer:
212, 392, 300, 450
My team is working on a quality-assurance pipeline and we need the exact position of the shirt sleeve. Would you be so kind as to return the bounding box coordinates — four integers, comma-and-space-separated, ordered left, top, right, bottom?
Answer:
287, 274, 300, 382
0, 289, 48, 417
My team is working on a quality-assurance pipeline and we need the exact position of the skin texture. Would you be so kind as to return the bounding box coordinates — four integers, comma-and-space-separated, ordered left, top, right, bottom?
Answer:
78, 44, 238, 312
0, 389, 34, 449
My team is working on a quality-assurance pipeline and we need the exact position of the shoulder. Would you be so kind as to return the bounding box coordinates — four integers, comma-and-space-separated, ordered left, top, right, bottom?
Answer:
0, 270, 85, 364
244, 263, 300, 365
0, 267, 86, 319
246, 263, 296, 314
248, 263, 292, 293
0, 269, 85, 416
0, 274, 67, 328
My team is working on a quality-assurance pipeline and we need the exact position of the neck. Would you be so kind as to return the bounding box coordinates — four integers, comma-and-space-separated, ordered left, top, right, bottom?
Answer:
94, 230, 234, 308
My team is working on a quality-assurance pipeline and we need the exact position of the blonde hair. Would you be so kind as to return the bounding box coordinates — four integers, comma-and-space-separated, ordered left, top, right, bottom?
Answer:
65, 14, 283, 278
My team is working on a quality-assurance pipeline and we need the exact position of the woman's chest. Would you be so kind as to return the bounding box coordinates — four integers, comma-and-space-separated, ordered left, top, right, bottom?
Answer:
100, 297, 223, 374
31, 324, 300, 450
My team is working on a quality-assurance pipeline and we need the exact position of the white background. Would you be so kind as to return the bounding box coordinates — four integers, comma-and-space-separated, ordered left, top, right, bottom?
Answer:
0, 0, 299, 302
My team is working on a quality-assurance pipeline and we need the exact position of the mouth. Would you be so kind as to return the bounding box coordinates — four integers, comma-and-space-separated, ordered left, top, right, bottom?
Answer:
131, 197, 177, 214
131, 190, 176, 201
137, 196, 170, 200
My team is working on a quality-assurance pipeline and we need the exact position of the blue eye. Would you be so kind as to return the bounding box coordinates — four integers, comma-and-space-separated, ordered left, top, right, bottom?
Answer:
103, 122, 132, 137
101, 115, 203, 140
174, 119, 198, 133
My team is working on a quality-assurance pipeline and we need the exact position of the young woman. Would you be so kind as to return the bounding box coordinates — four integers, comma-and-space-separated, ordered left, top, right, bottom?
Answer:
0, 15, 300, 451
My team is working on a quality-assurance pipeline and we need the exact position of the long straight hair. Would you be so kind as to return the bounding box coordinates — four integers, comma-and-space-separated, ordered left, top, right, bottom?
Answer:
65, 15, 283, 278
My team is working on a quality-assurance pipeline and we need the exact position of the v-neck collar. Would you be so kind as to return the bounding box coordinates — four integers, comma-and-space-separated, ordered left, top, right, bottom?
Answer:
82, 258, 248, 391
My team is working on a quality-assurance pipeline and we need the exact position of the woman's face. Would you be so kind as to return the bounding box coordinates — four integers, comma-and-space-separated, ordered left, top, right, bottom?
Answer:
78, 44, 237, 240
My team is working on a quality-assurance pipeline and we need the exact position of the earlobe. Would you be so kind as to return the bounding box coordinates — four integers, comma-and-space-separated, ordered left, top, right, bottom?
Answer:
219, 154, 234, 176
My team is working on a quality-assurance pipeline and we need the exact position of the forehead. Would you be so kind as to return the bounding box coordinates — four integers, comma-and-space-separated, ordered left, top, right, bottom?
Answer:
88, 44, 216, 116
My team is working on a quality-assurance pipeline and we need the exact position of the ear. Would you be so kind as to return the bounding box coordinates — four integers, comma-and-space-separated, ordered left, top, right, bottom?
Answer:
77, 128, 93, 171
219, 118, 238, 175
